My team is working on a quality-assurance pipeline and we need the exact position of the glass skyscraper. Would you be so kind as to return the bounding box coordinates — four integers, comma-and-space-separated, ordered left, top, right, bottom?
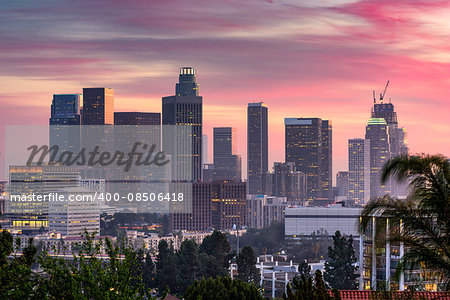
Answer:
365, 118, 391, 198
49, 94, 81, 125
213, 127, 241, 181
285, 117, 332, 204
49, 94, 82, 154
247, 102, 268, 195
162, 67, 202, 182
348, 138, 370, 204
82, 88, 114, 125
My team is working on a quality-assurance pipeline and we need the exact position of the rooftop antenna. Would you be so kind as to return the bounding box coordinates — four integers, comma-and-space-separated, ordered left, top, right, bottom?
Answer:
373, 90, 376, 104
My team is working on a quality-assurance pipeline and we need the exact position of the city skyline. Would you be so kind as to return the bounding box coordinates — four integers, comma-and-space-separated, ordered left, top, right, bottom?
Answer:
1, 1, 450, 182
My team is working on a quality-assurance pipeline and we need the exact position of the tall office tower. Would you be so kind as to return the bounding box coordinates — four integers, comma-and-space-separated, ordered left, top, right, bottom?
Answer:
7, 165, 80, 233
113, 112, 162, 205
365, 118, 391, 198
49, 94, 82, 154
170, 182, 212, 232
0, 181, 6, 215
285, 118, 332, 205
247, 102, 268, 194
371, 99, 408, 197
320, 120, 333, 200
202, 135, 208, 165
114, 112, 161, 148
265, 162, 306, 202
213, 127, 242, 181
336, 171, 349, 199
348, 138, 371, 205
162, 67, 202, 182
211, 181, 246, 230
50, 94, 81, 125
82, 88, 114, 125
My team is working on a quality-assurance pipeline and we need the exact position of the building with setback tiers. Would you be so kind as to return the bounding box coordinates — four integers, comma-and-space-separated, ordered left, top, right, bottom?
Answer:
162, 67, 202, 182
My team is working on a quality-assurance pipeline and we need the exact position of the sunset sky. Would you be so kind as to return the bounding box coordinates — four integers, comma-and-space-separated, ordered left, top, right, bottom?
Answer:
1, 0, 449, 182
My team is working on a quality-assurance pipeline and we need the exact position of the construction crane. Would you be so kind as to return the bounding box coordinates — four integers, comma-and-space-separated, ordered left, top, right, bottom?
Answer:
379, 80, 390, 102
373, 90, 376, 103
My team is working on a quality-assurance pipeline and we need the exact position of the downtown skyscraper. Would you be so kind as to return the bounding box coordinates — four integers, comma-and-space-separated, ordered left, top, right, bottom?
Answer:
49, 94, 82, 153
365, 117, 391, 198
213, 127, 242, 181
247, 102, 268, 195
162, 67, 202, 182
371, 99, 408, 197
82, 88, 114, 125
348, 138, 370, 204
285, 118, 332, 204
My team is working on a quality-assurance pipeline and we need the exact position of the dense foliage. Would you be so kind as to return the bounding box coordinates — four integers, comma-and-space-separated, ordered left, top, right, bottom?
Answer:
0, 229, 237, 298
236, 221, 285, 254
323, 231, 359, 290
184, 276, 263, 300
236, 246, 260, 285
284, 270, 339, 300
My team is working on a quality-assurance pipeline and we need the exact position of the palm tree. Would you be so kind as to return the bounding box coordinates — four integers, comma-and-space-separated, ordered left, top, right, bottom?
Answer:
360, 154, 450, 290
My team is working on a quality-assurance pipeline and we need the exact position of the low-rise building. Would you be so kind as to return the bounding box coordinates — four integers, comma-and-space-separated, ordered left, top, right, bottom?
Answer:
285, 203, 361, 245
247, 195, 287, 229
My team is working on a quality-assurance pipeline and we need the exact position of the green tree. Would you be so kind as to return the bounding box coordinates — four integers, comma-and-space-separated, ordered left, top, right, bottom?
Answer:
176, 239, 199, 293
184, 276, 263, 300
0, 232, 40, 299
38, 231, 147, 299
298, 259, 312, 279
199, 230, 232, 278
284, 270, 336, 300
324, 231, 359, 290
142, 251, 156, 290
238, 221, 285, 254
0, 228, 13, 266
155, 239, 177, 294
360, 154, 450, 290
237, 246, 260, 285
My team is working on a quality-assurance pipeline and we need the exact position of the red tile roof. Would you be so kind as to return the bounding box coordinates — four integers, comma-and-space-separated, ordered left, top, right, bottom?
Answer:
330, 290, 450, 300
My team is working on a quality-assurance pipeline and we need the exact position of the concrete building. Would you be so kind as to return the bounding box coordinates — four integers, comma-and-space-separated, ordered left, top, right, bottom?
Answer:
211, 181, 246, 230
48, 186, 100, 237
170, 182, 212, 232
285, 204, 361, 243
360, 216, 440, 292
7, 165, 80, 233
230, 254, 299, 299
247, 195, 287, 229
335, 171, 349, 199
265, 162, 307, 202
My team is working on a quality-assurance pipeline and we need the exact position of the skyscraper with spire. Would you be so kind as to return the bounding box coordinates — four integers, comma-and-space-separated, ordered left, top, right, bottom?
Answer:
366, 82, 408, 198
162, 67, 202, 182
